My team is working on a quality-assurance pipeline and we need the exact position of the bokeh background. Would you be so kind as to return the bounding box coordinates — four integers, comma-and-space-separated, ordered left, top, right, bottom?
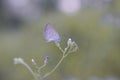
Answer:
0, 0, 120, 80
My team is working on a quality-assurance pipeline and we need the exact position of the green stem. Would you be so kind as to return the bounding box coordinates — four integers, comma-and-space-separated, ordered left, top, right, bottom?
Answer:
22, 62, 39, 80
42, 42, 69, 79
55, 43, 64, 53
43, 55, 66, 78
38, 63, 47, 73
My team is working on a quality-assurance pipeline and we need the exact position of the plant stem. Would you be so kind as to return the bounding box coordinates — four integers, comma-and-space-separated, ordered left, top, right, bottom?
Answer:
22, 62, 39, 80
38, 63, 47, 73
55, 43, 64, 53
42, 42, 70, 79
43, 55, 66, 78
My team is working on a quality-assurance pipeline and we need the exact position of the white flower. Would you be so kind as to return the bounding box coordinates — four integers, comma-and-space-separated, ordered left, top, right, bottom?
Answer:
14, 57, 24, 64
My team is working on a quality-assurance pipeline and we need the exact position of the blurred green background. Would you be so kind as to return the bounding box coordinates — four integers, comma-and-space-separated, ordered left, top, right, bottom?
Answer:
0, 0, 120, 80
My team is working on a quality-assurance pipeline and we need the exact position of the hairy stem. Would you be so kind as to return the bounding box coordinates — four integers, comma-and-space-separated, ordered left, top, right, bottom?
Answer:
43, 55, 66, 78
22, 62, 39, 80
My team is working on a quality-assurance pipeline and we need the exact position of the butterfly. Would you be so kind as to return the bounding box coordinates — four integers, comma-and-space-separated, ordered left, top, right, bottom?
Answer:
44, 23, 61, 43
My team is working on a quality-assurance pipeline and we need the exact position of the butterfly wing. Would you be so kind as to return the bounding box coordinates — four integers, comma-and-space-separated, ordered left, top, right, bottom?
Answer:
44, 23, 60, 43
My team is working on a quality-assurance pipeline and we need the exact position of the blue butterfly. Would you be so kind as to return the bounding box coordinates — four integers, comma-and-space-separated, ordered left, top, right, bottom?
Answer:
44, 23, 61, 43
